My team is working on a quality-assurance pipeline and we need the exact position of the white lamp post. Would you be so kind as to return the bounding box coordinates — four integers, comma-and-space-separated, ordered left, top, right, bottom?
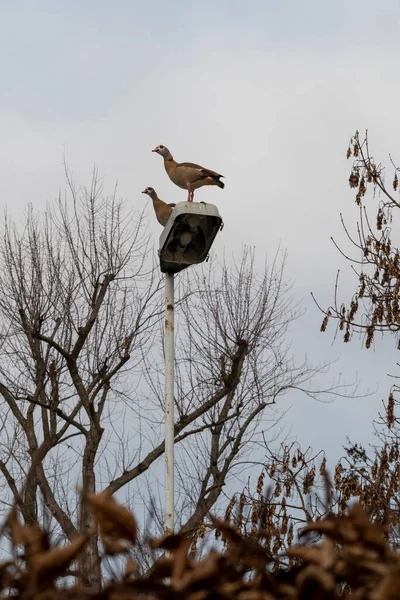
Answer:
159, 202, 223, 534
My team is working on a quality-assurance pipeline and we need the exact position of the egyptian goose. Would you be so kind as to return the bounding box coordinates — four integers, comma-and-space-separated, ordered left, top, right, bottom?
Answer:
152, 145, 224, 202
142, 187, 176, 227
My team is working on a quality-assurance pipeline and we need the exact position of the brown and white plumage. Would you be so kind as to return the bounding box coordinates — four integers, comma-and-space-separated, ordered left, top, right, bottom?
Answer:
152, 145, 224, 202
142, 187, 176, 227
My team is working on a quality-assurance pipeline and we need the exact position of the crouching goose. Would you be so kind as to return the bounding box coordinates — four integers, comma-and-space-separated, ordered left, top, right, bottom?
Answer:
152, 145, 224, 202
142, 187, 176, 227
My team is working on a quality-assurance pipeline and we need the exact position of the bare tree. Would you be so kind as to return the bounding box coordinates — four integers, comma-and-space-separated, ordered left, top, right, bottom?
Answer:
0, 170, 337, 589
173, 250, 325, 538
0, 170, 165, 589
130, 249, 348, 565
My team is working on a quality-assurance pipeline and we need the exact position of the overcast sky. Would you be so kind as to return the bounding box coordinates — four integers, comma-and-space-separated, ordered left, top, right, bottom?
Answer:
1, 0, 399, 471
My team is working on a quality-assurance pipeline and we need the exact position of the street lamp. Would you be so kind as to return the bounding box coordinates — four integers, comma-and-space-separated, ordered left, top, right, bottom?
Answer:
160, 202, 223, 535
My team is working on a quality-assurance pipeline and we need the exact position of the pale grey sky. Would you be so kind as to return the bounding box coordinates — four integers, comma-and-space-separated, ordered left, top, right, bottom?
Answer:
0, 0, 399, 470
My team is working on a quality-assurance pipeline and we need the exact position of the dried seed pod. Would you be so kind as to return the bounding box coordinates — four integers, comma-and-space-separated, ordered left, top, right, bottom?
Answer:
320, 314, 329, 332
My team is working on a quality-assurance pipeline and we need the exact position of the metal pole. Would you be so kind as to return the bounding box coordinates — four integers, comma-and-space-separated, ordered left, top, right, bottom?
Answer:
164, 271, 175, 534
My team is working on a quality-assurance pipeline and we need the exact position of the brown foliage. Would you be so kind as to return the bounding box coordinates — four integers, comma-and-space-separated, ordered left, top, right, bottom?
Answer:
85, 491, 137, 555
2, 493, 400, 598
2, 505, 87, 595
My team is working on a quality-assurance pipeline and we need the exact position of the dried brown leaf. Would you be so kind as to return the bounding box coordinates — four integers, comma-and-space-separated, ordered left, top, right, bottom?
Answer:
296, 563, 335, 592
147, 556, 173, 581
29, 534, 87, 583
103, 538, 129, 555
123, 557, 138, 579
150, 532, 186, 551
301, 519, 335, 536
219, 581, 243, 597
370, 569, 400, 600
24, 524, 51, 562
171, 537, 192, 586
86, 491, 137, 544
5, 507, 28, 547
177, 551, 221, 589
238, 591, 275, 600
348, 503, 386, 550
287, 545, 325, 564
210, 516, 242, 545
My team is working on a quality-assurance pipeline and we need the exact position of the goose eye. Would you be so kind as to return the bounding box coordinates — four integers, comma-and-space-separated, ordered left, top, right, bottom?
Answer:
159, 145, 164, 149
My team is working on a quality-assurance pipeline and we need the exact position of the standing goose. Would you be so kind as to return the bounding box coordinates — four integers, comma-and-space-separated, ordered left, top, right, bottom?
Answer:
142, 187, 176, 227
152, 145, 224, 202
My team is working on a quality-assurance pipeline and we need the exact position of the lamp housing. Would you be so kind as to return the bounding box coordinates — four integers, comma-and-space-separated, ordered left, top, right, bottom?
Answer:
159, 202, 223, 273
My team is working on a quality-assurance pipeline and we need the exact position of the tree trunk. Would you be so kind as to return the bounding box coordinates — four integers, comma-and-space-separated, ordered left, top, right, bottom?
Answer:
78, 429, 102, 591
